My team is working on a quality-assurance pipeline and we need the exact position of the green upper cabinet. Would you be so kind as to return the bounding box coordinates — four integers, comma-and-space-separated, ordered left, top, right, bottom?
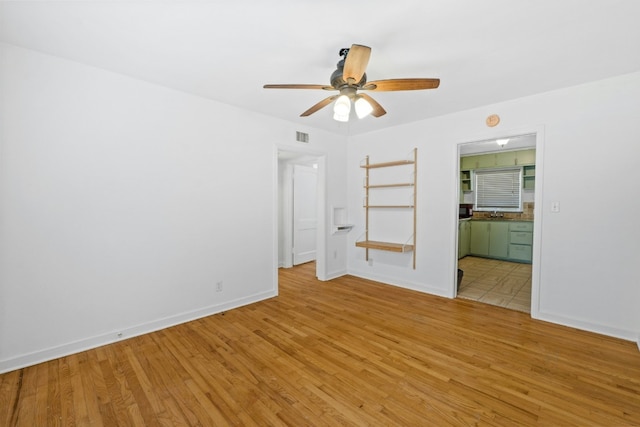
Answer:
495, 151, 517, 166
461, 148, 536, 170
460, 156, 476, 171
515, 149, 536, 165
460, 170, 472, 192
476, 153, 495, 168
461, 148, 536, 192
523, 165, 536, 190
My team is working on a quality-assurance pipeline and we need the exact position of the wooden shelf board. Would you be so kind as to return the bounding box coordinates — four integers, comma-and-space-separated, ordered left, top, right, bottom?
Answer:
364, 205, 414, 208
361, 160, 414, 169
356, 240, 414, 253
366, 183, 414, 189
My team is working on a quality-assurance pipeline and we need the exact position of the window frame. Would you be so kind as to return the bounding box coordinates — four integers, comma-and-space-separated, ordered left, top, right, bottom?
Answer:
473, 166, 523, 212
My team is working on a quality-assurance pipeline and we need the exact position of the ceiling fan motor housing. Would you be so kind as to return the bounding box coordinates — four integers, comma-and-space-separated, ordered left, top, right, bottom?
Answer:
330, 59, 367, 93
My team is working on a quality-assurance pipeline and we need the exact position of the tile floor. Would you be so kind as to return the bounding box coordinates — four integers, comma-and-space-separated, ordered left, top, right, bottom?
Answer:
457, 256, 532, 313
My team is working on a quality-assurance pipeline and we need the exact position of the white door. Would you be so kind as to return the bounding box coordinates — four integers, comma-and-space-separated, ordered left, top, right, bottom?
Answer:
293, 164, 317, 265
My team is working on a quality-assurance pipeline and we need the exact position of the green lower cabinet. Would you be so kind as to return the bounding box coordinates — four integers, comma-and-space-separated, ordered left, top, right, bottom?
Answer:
469, 220, 533, 263
488, 222, 509, 258
469, 221, 490, 256
458, 220, 471, 259
508, 222, 533, 263
509, 244, 532, 262
469, 221, 509, 258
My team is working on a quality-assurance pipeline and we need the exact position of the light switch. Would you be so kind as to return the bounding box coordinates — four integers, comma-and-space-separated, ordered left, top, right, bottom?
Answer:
551, 201, 560, 213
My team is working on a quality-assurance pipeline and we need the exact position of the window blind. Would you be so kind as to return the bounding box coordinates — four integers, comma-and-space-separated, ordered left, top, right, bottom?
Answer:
474, 167, 522, 211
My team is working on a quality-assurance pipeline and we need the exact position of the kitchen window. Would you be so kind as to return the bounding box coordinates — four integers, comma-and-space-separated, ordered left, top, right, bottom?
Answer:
474, 167, 523, 212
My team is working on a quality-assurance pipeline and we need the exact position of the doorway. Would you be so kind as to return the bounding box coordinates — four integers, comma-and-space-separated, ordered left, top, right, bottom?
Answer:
277, 149, 325, 279
455, 133, 538, 313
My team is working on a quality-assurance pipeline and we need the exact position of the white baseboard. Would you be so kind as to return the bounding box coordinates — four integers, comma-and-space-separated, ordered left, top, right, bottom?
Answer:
347, 268, 450, 298
324, 269, 347, 281
533, 310, 638, 343
0, 290, 277, 374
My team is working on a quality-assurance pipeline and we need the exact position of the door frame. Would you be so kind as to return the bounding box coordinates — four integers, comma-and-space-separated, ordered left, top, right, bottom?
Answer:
274, 145, 327, 285
454, 125, 544, 319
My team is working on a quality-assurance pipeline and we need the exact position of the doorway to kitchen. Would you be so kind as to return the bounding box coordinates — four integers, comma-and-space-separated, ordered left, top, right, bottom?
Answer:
455, 133, 538, 314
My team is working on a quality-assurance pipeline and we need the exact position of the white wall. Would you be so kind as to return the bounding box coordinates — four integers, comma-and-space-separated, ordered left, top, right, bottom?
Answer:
2, 42, 635, 373
0, 44, 348, 372
348, 71, 640, 341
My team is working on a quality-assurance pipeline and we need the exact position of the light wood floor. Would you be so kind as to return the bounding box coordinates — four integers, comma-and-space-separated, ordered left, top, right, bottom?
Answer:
2, 262, 639, 426
458, 256, 532, 313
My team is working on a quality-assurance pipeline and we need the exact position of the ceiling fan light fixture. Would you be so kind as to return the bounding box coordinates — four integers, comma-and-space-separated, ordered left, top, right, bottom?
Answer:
354, 96, 373, 119
264, 44, 440, 121
496, 138, 510, 147
333, 95, 351, 117
333, 112, 350, 122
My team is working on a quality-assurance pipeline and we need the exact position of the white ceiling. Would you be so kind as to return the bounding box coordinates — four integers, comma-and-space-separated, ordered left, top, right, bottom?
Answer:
2, 0, 640, 136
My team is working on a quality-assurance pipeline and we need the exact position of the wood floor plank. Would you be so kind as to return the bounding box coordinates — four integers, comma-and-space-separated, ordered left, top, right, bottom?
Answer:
46, 359, 62, 425
77, 351, 105, 427
57, 357, 77, 426
2, 261, 639, 425
0, 369, 22, 426
33, 363, 49, 427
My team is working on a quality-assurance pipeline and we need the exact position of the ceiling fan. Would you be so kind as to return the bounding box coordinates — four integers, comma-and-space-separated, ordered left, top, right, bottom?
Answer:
263, 44, 440, 122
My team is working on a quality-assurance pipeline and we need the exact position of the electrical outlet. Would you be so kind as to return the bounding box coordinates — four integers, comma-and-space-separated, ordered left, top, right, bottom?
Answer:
333, 250, 337, 259
368, 258, 373, 266
216, 281, 223, 292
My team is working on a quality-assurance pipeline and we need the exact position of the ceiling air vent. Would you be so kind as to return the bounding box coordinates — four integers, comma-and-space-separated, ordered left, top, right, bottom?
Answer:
296, 131, 309, 143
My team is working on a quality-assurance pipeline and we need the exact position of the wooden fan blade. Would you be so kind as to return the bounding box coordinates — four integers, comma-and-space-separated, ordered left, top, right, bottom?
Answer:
263, 84, 335, 90
362, 78, 440, 91
358, 93, 386, 118
300, 95, 339, 117
343, 44, 371, 84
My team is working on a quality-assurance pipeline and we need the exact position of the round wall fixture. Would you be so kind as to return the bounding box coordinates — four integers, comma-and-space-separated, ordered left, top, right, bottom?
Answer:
486, 114, 500, 127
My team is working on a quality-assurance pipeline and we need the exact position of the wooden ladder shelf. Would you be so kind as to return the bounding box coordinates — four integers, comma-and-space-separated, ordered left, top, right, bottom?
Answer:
357, 148, 417, 269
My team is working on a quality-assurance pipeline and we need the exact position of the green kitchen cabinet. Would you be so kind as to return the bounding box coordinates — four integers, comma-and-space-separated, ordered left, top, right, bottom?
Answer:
488, 221, 510, 258
477, 153, 496, 168
470, 221, 490, 256
508, 221, 533, 263
461, 148, 536, 172
460, 156, 476, 171
460, 170, 472, 192
469, 220, 513, 260
516, 149, 536, 165
509, 221, 533, 233
458, 220, 471, 259
496, 151, 516, 166
523, 165, 535, 190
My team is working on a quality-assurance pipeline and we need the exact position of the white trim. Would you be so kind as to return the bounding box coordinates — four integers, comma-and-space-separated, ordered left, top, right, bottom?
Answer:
454, 125, 545, 316
529, 127, 545, 319
324, 269, 348, 281
281, 163, 294, 268
535, 309, 638, 343
274, 145, 328, 282
348, 269, 450, 298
